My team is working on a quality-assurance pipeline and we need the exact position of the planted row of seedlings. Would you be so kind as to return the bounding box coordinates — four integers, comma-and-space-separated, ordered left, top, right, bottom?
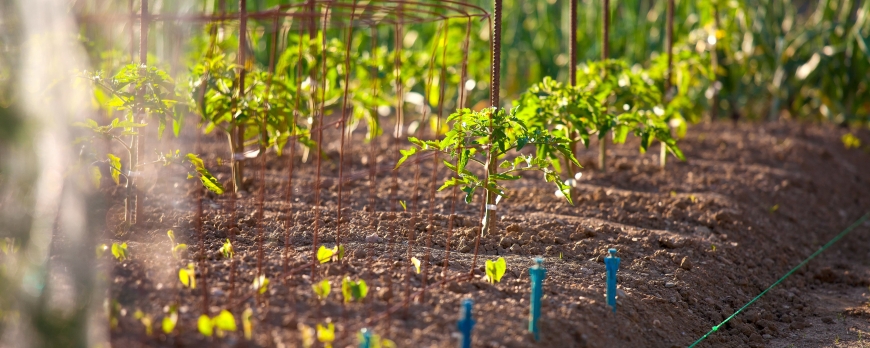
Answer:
74, 0, 720, 345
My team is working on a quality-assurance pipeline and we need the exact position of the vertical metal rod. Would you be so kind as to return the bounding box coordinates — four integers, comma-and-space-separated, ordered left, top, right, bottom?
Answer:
336, 0, 358, 265
422, 21, 449, 301
285, 8, 306, 279
312, 3, 330, 279
444, 19, 472, 276
256, 14, 278, 284
569, 0, 577, 87
490, 0, 502, 109
226, 0, 238, 301
473, 0, 502, 277
599, 0, 610, 173
709, 5, 720, 122
661, 0, 674, 169
412, 21, 444, 303
365, 25, 379, 324
386, 20, 404, 332
133, 0, 148, 225
234, 0, 248, 193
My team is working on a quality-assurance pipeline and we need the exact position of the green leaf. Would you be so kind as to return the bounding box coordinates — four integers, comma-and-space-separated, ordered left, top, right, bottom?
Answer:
161, 311, 177, 334
485, 257, 507, 283
613, 126, 630, 144
213, 310, 237, 332
110, 242, 128, 261
491, 173, 521, 181
242, 308, 253, 340
411, 257, 421, 274
179, 263, 196, 289
317, 323, 335, 344
173, 244, 187, 259
187, 153, 225, 195
312, 279, 331, 300
198, 314, 214, 337
461, 186, 476, 204
395, 147, 416, 169
316, 245, 334, 264
399, 200, 407, 211
341, 277, 368, 303
107, 154, 122, 185
458, 149, 470, 173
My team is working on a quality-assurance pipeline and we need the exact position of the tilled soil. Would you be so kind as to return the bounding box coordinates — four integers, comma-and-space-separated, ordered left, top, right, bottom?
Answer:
101, 120, 870, 348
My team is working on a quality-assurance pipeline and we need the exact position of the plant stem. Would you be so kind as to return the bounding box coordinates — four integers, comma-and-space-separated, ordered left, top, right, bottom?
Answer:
227, 131, 242, 193
660, 142, 667, 169
598, 133, 607, 173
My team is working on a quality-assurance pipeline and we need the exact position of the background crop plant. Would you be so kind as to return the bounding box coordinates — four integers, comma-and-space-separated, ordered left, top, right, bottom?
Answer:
397, 107, 579, 237
83, 63, 180, 224
573, 59, 684, 170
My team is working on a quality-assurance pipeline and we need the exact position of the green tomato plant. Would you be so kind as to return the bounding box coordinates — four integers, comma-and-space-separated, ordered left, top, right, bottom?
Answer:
571, 59, 684, 171
83, 64, 179, 224
397, 107, 579, 237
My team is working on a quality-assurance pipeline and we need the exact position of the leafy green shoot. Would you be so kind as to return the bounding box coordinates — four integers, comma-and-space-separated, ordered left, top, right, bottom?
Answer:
317, 323, 336, 348
242, 308, 254, 340
219, 239, 233, 259
111, 242, 129, 262
312, 279, 331, 301
167, 230, 187, 259
316, 245, 344, 264
186, 153, 225, 195
162, 305, 178, 334
843, 133, 862, 149
411, 257, 422, 274
341, 277, 368, 303
179, 263, 196, 289
485, 257, 507, 284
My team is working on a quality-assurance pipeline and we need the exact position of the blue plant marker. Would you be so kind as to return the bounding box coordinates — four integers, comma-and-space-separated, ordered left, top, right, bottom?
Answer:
528, 257, 546, 341
605, 248, 621, 313
457, 298, 475, 348
359, 328, 372, 348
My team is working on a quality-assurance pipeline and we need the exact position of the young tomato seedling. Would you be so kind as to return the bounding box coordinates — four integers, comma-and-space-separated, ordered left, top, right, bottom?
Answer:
341, 277, 368, 303
397, 107, 579, 237
485, 257, 507, 284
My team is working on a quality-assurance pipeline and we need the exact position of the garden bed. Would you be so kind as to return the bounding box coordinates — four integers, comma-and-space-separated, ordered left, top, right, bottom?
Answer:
102, 120, 870, 347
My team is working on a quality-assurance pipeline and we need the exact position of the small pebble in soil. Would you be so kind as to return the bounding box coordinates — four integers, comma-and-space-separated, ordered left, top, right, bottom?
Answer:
665, 282, 676, 288
680, 257, 692, 270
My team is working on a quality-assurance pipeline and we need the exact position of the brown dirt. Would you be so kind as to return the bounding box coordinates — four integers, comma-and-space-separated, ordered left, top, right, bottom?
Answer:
97, 120, 870, 348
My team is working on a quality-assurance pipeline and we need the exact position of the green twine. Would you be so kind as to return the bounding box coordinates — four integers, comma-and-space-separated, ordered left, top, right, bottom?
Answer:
687, 213, 869, 348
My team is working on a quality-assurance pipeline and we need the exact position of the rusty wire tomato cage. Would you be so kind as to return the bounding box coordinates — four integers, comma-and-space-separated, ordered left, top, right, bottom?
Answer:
75, 0, 502, 343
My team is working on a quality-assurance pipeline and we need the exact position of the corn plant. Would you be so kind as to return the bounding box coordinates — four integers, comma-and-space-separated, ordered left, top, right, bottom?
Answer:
397, 107, 579, 237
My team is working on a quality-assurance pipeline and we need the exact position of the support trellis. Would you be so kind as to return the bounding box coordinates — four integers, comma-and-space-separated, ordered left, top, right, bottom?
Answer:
78, 0, 495, 344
